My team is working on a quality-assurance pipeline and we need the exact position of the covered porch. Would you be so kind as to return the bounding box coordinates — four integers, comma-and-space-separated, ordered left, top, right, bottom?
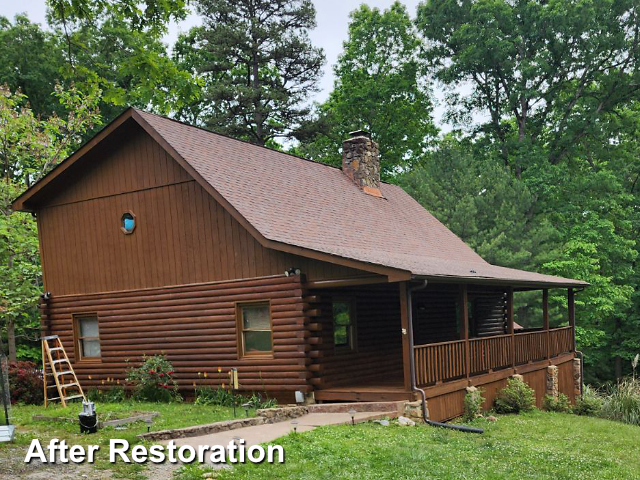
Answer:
306, 279, 578, 405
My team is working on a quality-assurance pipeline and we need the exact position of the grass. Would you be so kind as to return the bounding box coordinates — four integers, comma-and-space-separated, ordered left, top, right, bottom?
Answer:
214, 410, 640, 480
0, 401, 253, 479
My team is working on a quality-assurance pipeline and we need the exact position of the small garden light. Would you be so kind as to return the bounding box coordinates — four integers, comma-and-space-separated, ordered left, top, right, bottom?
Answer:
242, 402, 251, 417
145, 417, 153, 433
291, 419, 299, 433
348, 409, 357, 426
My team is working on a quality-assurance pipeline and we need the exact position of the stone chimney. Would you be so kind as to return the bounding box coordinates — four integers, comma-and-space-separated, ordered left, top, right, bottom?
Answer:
342, 130, 383, 197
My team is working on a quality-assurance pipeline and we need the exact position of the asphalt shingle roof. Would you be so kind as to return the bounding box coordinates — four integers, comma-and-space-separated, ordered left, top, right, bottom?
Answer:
136, 109, 586, 287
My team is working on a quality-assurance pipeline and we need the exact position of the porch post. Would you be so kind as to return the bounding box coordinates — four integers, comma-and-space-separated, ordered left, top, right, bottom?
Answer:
459, 284, 470, 379
543, 289, 550, 360
568, 288, 575, 352
507, 287, 515, 368
399, 281, 412, 391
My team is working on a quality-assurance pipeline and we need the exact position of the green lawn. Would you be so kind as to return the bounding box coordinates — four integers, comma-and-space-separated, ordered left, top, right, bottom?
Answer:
0, 401, 251, 479
216, 411, 640, 480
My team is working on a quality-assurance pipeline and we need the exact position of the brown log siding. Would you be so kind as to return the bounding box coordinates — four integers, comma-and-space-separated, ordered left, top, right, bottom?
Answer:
42, 275, 310, 398
307, 284, 403, 388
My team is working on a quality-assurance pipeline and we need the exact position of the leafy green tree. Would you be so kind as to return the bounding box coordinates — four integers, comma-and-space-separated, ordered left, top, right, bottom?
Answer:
0, 15, 65, 118
298, 2, 436, 178
1, 85, 101, 361
184, 0, 325, 145
46, 0, 200, 121
416, 0, 640, 174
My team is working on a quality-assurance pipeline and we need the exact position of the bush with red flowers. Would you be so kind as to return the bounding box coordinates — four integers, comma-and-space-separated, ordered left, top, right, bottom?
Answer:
8, 361, 44, 405
126, 355, 180, 402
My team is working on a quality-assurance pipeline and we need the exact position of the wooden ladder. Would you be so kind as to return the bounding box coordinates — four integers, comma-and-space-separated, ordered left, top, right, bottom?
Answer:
42, 335, 86, 407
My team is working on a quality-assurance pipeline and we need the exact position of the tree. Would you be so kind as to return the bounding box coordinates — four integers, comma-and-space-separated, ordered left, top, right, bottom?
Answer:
0, 85, 101, 361
0, 15, 65, 118
416, 0, 640, 174
185, 0, 325, 145
46, 0, 200, 121
399, 138, 562, 327
298, 2, 436, 177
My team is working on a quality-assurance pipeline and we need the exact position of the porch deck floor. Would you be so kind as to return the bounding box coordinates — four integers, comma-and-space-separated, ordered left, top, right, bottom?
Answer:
315, 377, 414, 403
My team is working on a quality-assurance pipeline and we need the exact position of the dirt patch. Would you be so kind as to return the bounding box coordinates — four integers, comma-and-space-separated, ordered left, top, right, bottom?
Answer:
0, 445, 180, 479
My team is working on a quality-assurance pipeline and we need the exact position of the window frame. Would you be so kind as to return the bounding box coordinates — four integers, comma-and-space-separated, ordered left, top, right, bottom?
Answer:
332, 297, 357, 352
73, 313, 102, 363
121, 210, 136, 235
235, 301, 273, 359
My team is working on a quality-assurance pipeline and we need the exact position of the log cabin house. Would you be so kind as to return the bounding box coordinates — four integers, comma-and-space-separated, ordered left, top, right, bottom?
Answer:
12, 108, 588, 421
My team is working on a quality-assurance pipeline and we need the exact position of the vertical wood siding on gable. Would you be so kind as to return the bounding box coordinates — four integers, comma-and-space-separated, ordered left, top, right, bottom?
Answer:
36, 129, 366, 296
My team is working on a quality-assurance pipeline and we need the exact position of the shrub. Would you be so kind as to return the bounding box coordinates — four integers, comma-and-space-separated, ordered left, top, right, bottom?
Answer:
599, 378, 640, 426
194, 386, 235, 406
572, 385, 603, 416
543, 393, 570, 413
194, 386, 277, 409
86, 385, 127, 403
8, 361, 43, 405
463, 387, 484, 422
494, 377, 535, 414
126, 355, 180, 402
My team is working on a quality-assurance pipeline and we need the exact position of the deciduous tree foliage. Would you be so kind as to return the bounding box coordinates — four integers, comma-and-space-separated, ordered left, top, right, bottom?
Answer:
298, 2, 436, 178
0, 15, 65, 118
413, 0, 640, 381
0, 86, 101, 361
183, 0, 325, 145
417, 0, 640, 173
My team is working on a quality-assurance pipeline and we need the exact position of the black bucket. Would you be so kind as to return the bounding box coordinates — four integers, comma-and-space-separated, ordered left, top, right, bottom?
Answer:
79, 413, 98, 434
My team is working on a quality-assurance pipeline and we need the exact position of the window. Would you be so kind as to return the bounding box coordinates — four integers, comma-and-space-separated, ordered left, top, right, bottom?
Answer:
121, 212, 136, 234
237, 303, 272, 357
333, 299, 356, 350
74, 315, 101, 360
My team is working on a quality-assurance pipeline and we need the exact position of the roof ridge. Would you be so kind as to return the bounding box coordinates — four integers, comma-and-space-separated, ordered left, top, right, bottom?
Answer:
133, 108, 347, 170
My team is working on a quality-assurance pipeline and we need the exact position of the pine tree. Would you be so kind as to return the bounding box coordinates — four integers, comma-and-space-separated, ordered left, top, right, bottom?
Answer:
187, 0, 325, 145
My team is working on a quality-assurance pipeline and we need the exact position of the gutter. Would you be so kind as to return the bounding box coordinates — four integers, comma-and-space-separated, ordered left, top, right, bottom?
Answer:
406, 280, 484, 434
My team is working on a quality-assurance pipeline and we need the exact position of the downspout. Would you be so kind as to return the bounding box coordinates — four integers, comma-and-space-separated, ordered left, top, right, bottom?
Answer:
407, 280, 483, 434
572, 287, 585, 397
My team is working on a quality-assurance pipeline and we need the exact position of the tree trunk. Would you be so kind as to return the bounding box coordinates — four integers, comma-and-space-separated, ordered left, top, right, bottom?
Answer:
7, 319, 16, 362
614, 317, 623, 381
252, 51, 263, 145
615, 356, 623, 382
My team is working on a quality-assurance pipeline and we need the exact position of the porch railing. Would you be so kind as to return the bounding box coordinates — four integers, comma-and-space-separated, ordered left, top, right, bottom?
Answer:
549, 326, 573, 357
514, 330, 547, 365
414, 326, 574, 387
414, 340, 466, 385
469, 334, 512, 375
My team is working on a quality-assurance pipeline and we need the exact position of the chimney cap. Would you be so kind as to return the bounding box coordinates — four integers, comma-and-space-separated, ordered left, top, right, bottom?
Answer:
348, 129, 371, 139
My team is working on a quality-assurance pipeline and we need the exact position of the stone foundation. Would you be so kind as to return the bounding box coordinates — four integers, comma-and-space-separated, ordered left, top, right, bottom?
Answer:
546, 365, 559, 397
403, 400, 425, 422
573, 357, 582, 398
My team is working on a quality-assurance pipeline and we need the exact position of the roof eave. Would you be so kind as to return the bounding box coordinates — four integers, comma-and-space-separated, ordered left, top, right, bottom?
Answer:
412, 274, 589, 289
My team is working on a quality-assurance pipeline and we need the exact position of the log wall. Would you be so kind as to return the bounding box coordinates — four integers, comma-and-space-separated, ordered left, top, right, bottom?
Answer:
306, 284, 403, 388
42, 274, 310, 401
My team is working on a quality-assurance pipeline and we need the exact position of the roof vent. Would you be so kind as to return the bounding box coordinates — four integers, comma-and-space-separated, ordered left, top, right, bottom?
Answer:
342, 130, 382, 197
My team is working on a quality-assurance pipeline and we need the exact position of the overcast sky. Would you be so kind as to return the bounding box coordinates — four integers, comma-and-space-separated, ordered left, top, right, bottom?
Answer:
2, 0, 459, 126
